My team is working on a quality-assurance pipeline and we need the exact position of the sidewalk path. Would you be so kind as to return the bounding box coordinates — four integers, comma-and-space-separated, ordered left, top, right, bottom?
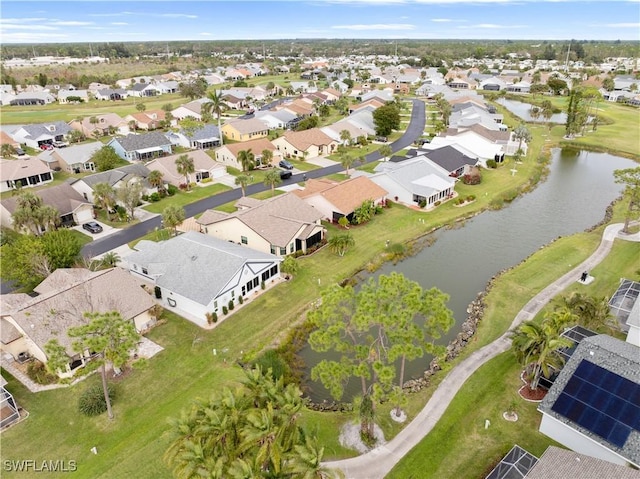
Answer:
325, 223, 639, 479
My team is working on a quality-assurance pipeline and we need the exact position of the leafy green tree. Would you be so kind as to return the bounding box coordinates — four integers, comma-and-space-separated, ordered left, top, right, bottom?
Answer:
529, 105, 541, 122
68, 129, 85, 144
281, 255, 300, 278
547, 77, 568, 95
1, 144, 16, 157
340, 129, 352, 146
164, 367, 335, 478
175, 154, 195, 187
373, 102, 400, 136
69, 311, 140, 420
92, 182, 117, 220
352, 199, 376, 225
260, 148, 273, 167
379, 144, 392, 162
601, 77, 615, 92
135, 102, 146, 112
147, 169, 165, 193
238, 149, 256, 172
162, 205, 186, 236
201, 89, 227, 146
511, 308, 575, 390
43, 339, 70, 376
614, 167, 640, 234
308, 272, 453, 439
12, 191, 59, 235
179, 77, 208, 101
263, 168, 282, 196
117, 180, 144, 219
40, 229, 81, 270
1, 233, 49, 289
235, 174, 252, 197
327, 232, 354, 257
91, 146, 121, 172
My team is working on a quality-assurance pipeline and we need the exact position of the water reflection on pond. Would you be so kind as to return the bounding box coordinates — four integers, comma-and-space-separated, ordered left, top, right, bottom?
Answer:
496, 98, 567, 123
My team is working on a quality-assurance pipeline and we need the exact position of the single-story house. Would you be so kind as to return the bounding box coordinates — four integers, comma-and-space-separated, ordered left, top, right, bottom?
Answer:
127, 83, 160, 97
165, 124, 220, 150
293, 176, 388, 223
94, 88, 128, 101
57, 89, 89, 104
11, 121, 72, 150
171, 98, 211, 121
197, 193, 325, 257
9, 91, 55, 106
145, 150, 227, 187
126, 231, 282, 327
69, 113, 127, 137
221, 118, 269, 142
0, 268, 156, 378
506, 81, 531, 94
0, 183, 93, 230
38, 141, 102, 173
107, 132, 173, 162
68, 163, 155, 203
253, 110, 299, 130
537, 335, 640, 469
364, 155, 456, 209
0, 376, 20, 428
272, 128, 338, 159
422, 145, 479, 177
0, 158, 53, 193
0, 131, 19, 148
214, 137, 281, 170
426, 134, 505, 167
124, 110, 166, 131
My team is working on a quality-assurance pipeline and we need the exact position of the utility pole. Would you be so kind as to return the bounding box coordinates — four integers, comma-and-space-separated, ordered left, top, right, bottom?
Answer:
564, 41, 571, 72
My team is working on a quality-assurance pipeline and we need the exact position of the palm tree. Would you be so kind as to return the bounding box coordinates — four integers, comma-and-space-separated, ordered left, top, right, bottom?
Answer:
340, 151, 355, 175
261, 148, 273, 167
92, 182, 117, 220
541, 100, 554, 133
235, 174, 252, 197
328, 233, 355, 257
512, 123, 532, 154
175, 154, 195, 189
379, 145, 392, 162
237, 149, 255, 172
147, 170, 165, 193
529, 105, 541, 122
101, 252, 121, 268
339, 129, 352, 146
201, 89, 227, 146
263, 169, 282, 196
558, 292, 614, 331
162, 205, 186, 236
12, 191, 60, 235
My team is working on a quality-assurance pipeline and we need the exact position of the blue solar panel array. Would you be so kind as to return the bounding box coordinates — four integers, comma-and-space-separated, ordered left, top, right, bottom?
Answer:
551, 360, 640, 449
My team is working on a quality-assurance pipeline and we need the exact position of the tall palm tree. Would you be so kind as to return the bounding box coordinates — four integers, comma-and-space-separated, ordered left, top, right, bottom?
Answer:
541, 99, 554, 134
339, 129, 352, 146
175, 154, 195, 189
237, 149, 255, 172
340, 151, 355, 175
328, 233, 355, 257
263, 169, 282, 196
147, 170, 165, 193
235, 174, 252, 197
261, 148, 273, 167
162, 205, 186, 236
92, 182, 117, 220
513, 123, 532, 153
12, 191, 59, 235
201, 89, 227, 146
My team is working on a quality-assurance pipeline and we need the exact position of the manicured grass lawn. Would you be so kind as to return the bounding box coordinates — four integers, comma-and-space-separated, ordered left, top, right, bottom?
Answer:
142, 183, 231, 214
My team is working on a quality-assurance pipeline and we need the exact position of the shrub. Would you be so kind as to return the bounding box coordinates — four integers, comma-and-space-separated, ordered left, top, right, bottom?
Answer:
434, 200, 441, 207
254, 349, 287, 380
261, 281, 265, 290
486, 159, 497, 169
178, 183, 188, 191
206, 312, 218, 324
222, 305, 228, 315
141, 194, 150, 202
200, 177, 212, 184
27, 360, 57, 385
78, 384, 116, 417
467, 195, 476, 201
228, 299, 235, 311
419, 199, 427, 208
154, 286, 162, 299
167, 184, 178, 196
238, 296, 244, 305
149, 192, 161, 202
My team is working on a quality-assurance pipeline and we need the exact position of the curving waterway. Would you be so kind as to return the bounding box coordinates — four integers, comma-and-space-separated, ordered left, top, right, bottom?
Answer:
300, 148, 637, 403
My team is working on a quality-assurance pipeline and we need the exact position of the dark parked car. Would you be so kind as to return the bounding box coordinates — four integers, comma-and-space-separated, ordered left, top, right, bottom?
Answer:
14, 147, 25, 156
279, 159, 293, 170
279, 169, 292, 179
82, 221, 103, 234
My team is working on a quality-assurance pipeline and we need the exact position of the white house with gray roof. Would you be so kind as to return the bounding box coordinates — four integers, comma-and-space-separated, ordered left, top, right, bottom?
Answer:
537, 335, 640, 469
68, 163, 155, 203
126, 232, 282, 327
11, 121, 72, 149
107, 132, 172, 162
165, 124, 220, 150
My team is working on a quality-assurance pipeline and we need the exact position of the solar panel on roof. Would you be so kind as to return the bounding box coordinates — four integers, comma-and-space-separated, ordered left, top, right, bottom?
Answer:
551, 359, 640, 450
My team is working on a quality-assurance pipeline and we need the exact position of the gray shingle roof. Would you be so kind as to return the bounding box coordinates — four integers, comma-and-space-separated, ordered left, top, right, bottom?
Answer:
81, 164, 151, 188
374, 156, 455, 198
113, 132, 171, 152
126, 232, 281, 306
20, 121, 71, 139
423, 145, 477, 173
526, 446, 640, 479
1, 183, 90, 216
182, 124, 220, 141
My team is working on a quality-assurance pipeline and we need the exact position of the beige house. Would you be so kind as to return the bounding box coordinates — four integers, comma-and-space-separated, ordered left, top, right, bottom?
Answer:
0, 157, 53, 193
197, 193, 325, 257
221, 118, 269, 142
271, 128, 338, 159
0, 268, 156, 378
145, 150, 227, 186
214, 137, 281, 170
69, 113, 127, 137
0, 183, 93, 230
293, 176, 388, 223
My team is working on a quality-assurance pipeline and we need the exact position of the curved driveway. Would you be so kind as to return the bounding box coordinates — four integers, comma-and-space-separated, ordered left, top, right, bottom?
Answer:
324, 223, 640, 479
81, 99, 426, 257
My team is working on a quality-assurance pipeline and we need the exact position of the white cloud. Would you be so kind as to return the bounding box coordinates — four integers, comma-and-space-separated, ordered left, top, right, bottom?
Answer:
332, 23, 416, 30
200, 32, 213, 36
459, 23, 527, 29
431, 18, 453, 22
602, 22, 640, 28
1, 24, 59, 31
49, 21, 94, 26
0, 18, 48, 24
160, 13, 198, 19
111, 22, 129, 26
2, 32, 69, 41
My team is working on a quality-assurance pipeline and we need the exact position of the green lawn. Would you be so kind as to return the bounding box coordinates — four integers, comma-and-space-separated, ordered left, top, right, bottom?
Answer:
142, 183, 231, 214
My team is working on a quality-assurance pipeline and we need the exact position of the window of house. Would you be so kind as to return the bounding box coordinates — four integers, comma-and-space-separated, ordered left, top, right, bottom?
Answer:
142, 267, 148, 275
270, 245, 276, 254
241, 236, 248, 245
290, 243, 294, 253
280, 247, 286, 255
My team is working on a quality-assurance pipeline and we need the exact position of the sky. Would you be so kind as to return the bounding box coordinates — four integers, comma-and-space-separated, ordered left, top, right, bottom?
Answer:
1, 0, 639, 44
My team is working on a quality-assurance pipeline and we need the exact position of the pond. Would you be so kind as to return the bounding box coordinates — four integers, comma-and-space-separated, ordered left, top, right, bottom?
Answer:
496, 98, 567, 124
299, 148, 637, 403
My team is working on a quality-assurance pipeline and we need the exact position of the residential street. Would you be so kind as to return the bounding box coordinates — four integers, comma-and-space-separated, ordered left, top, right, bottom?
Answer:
81, 99, 426, 258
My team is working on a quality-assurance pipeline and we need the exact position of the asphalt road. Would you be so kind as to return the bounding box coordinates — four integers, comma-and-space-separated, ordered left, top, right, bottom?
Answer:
81, 99, 426, 258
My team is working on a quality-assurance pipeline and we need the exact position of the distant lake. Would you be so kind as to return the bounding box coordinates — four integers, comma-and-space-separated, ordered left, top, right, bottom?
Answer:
497, 98, 567, 124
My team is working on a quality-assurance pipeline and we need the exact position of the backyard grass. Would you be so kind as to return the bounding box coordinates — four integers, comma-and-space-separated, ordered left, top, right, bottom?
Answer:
142, 183, 231, 214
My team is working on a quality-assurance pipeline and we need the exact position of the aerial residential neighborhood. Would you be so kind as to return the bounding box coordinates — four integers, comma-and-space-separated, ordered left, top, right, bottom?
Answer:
0, 1, 639, 478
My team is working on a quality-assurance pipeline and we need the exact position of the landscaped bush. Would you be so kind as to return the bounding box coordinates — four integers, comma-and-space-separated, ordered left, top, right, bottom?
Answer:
228, 299, 234, 311
154, 286, 161, 299
206, 312, 218, 324
419, 199, 427, 208
178, 183, 188, 191
27, 360, 57, 385
200, 177, 212, 184
141, 194, 150, 202
434, 200, 441, 207
502, 189, 519, 203
253, 349, 287, 380
486, 159, 497, 169
78, 384, 116, 417
167, 184, 178, 196
261, 281, 265, 290
222, 306, 228, 315
238, 296, 244, 305
467, 195, 476, 201
149, 192, 161, 202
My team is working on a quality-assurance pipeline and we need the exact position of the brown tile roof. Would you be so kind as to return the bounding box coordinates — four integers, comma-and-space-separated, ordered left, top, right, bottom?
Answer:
294, 176, 388, 214
1, 183, 90, 216
281, 102, 313, 116
197, 209, 230, 225
224, 118, 269, 135
280, 128, 335, 151
146, 150, 223, 185
351, 99, 384, 112
0, 318, 21, 344
0, 131, 19, 146
466, 123, 511, 142
0, 158, 51, 183
2, 268, 156, 355
218, 137, 277, 159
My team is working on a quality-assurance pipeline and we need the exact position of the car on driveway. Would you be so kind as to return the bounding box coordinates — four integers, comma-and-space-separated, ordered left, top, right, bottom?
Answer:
279, 159, 293, 170
39, 143, 53, 150
14, 147, 26, 156
52, 141, 68, 148
82, 221, 103, 234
